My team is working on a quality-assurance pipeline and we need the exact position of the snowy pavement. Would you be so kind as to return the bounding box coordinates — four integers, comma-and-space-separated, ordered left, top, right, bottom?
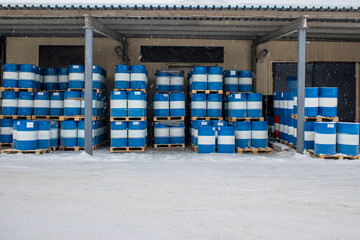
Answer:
1, 148, 360, 240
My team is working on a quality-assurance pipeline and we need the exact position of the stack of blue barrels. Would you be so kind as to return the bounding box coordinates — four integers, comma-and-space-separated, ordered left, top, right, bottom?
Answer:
110, 65, 148, 151
153, 70, 185, 148
224, 92, 263, 119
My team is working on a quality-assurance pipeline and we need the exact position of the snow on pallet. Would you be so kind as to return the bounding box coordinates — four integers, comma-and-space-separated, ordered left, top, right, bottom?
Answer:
279, 140, 296, 149
190, 89, 223, 95
225, 117, 264, 122
110, 146, 147, 153
110, 116, 147, 122
113, 88, 147, 93
292, 114, 339, 122
0, 87, 38, 92
154, 144, 185, 149
153, 116, 184, 121
308, 150, 360, 160
1, 148, 51, 155
237, 147, 274, 154
191, 117, 223, 121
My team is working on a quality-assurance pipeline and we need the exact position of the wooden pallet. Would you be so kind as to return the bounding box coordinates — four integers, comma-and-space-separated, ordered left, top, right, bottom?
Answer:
157, 91, 183, 94
191, 144, 198, 152
14, 115, 33, 120
292, 114, 339, 122
225, 91, 253, 95
190, 89, 223, 95
191, 117, 223, 121
0, 115, 13, 119
32, 115, 60, 120
308, 150, 360, 160
59, 116, 105, 121
153, 116, 184, 121
1, 148, 51, 155
113, 88, 147, 93
67, 88, 105, 93
0, 143, 12, 148
110, 116, 147, 122
50, 146, 60, 151
43, 90, 66, 92
225, 117, 264, 122
110, 146, 146, 153
0, 87, 38, 92
59, 142, 105, 151
154, 144, 185, 149
237, 147, 274, 154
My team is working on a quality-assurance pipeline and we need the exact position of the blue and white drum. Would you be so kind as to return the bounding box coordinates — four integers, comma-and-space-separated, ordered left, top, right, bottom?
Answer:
314, 122, 336, 155
0, 119, 13, 144
336, 122, 359, 156
191, 66, 207, 90
229, 93, 246, 118
192, 120, 210, 146
44, 68, 58, 90
2, 63, 18, 88
287, 92, 294, 118
128, 91, 147, 117
170, 122, 185, 144
238, 70, 252, 92
191, 93, 206, 117
50, 121, 59, 147
35, 66, 41, 89
304, 121, 315, 150
217, 126, 235, 153
130, 65, 148, 90
170, 71, 184, 92
207, 94, 222, 117
60, 120, 78, 147
279, 117, 284, 141
207, 67, 223, 91
58, 68, 69, 90
224, 70, 238, 92
154, 122, 169, 144
64, 91, 81, 116
110, 91, 127, 117
115, 65, 130, 89
128, 121, 147, 147
50, 92, 64, 116
197, 126, 215, 154
16, 120, 37, 150
77, 120, 84, 147
18, 92, 34, 116
156, 71, 170, 92
12, 120, 18, 148
34, 92, 50, 116
170, 93, 185, 117
153, 93, 169, 117
69, 65, 85, 89
273, 92, 281, 116
36, 120, 51, 149
247, 93, 262, 118
111, 121, 127, 147
19, 64, 36, 89
319, 87, 338, 117
293, 119, 297, 146
92, 65, 102, 90
293, 88, 297, 115
1, 91, 18, 115
251, 121, 268, 148
305, 87, 319, 117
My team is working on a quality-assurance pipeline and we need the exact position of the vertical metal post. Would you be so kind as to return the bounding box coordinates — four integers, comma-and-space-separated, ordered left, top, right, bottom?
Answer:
84, 26, 93, 155
123, 37, 129, 65
296, 28, 306, 154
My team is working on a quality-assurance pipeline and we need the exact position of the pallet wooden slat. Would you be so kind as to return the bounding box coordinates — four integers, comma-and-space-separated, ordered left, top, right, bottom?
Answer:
59, 142, 106, 151
292, 114, 339, 122
225, 117, 264, 122
308, 150, 360, 160
0, 87, 38, 92
59, 116, 105, 121
154, 144, 185, 149
110, 146, 146, 153
153, 116, 184, 121
113, 88, 147, 93
191, 117, 223, 121
225, 91, 253, 95
0, 143, 12, 148
237, 147, 274, 154
67, 88, 105, 94
32, 115, 60, 120
110, 116, 147, 122
2, 148, 51, 155
190, 89, 223, 95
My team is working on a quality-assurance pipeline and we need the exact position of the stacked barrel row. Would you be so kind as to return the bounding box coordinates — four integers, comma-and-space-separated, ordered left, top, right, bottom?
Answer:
153, 70, 185, 147
191, 120, 268, 153
110, 65, 148, 151
223, 93, 263, 118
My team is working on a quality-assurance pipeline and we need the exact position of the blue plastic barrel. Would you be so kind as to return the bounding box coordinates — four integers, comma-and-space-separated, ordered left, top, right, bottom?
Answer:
12, 120, 18, 148
191, 66, 207, 90
314, 122, 336, 155
153, 93, 169, 117
223, 95, 229, 117
64, 91, 81, 116
50, 121, 59, 147
50, 92, 64, 116
287, 92, 294, 118
2, 91, 18, 115
34, 92, 50, 115
156, 71, 170, 92
207, 67, 223, 91
217, 126, 235, 153
211, 120, 228, 128
44, 68, 58, 90
77, 120, 84, 147
191, 120, 210, 146
115, 65, 130, 89
36, 121, 51, 149
130, 65, 148, 90
110, 91, 127, 117
170, 122, 185, 144
274, 92, 281, 116
16, 120, 37, 150
229, 93, 246, 118
304, 121, 315, 150
235, 121, 251, 148
319, 87, 338, 117
2, 63, 19, 87
35, 66, 41, 89
336, 122, 359, 156
198, 126, 215, 153
154, 122, 169, 144
69, 65, 84, 89
281, 92, 288, 118
170, 93, 185, 117
92, 65, 102, 90
58, 68, 69, 90
18, 92, 34, 116
170, 71, 184, 92
251, 121, 268, 148
304, 87, 319, 117
288, 117, 294, 144
293, 88, 298, 115
191, 93, 206, 117
238, 70, 252, 92
128, 91, 147, 117
247, 93, 262, 118
207, 94, 222, 117
224, 70, 238, 92
111, 121, 127, 147
293, 119, 297, 146
0, 119, 13, 143
60, 120, 78, 147
128, 121, 147, 147
19, 64, 36, 88
283, 117, 289, 142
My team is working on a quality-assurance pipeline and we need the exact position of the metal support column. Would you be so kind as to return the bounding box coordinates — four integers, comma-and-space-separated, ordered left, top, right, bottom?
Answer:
84, 26, 93, 155
296, 28, 306, 154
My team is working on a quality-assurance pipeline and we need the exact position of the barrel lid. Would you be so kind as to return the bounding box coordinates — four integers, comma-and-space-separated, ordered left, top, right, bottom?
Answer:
192, 66, 207, 74
115, 65, 130, 72
208, 66, 222, 75
156, 70, 170, 76
19, 64, 36, 72
238, 70, 252, 78
44, 68, 58, 75
3, 63, 18, 71
58, 68, 69, 75
131, 65, 147, 73
224, 70, 238, 77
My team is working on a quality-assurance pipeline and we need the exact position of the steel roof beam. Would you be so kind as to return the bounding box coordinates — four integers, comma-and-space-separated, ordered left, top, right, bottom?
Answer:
84, 15, 124, 43
253, 17, 308, 46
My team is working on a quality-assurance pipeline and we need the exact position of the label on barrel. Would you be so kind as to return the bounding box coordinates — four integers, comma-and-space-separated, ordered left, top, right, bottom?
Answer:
231, 71, 236, 75
328, 124, 334, 128
115, 92, 120, 95
116, 122, 122, 125
27, 122, 34, 128
235, 94, 241, 99
54, 92, 59, 96
38, 92, 44, 95
133, 122, 139, 125
135, 92, 140, 95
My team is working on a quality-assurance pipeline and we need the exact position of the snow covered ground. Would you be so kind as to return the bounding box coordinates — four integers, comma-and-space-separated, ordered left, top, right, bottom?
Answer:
1, 148, 360, 239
